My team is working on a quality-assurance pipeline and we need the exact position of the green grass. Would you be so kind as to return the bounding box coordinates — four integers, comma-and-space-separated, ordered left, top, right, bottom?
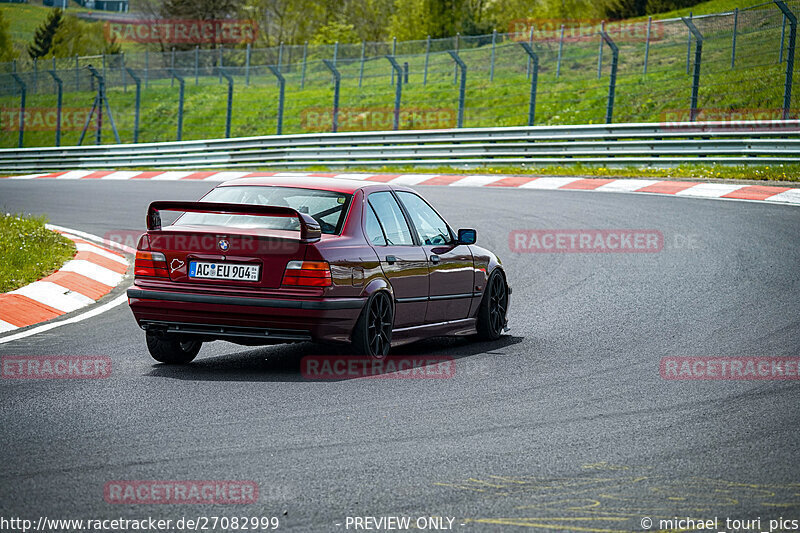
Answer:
0, 0, 795, 184
0, 213, 75, 293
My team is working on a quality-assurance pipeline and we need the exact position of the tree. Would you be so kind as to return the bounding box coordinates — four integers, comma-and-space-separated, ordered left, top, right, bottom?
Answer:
0, 11, 16, 63
28, 8, 63, 59
50, 16, 121, 57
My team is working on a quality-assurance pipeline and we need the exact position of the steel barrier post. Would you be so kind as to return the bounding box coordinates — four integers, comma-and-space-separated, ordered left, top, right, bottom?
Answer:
557, 24, 564, 78
267, 65, 285, 135
490, 29, 497, 81
775, 1, 797, 119
448, 51, 466, 127
169, 68, 185, 141
423, 35, 431, 85
644, 17, 652, 75
322, 59, 341, 133
10, 73, 25, 148
301, 41, 308, 89
731, 8, 739, 68
682, 17, 704, 122
597, 20, 605, 79
48, 70, 63, 146
125, 67, 141, 143
358, 40, 366, 88
217, 67, 234, 138
386, 56, 403, 130
519, 43, 538, 126
600, 31, 619, 124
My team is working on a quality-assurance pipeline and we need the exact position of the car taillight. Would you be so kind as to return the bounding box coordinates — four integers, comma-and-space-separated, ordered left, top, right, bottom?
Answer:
282, 260, 332, 287
134, 250, 169, 278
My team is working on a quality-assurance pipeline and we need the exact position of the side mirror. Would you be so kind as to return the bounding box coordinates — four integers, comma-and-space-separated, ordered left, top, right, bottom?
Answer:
457, 228, 477, 245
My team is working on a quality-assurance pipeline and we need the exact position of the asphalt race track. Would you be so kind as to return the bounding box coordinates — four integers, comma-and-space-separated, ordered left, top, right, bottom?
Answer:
1, 179, 799, 532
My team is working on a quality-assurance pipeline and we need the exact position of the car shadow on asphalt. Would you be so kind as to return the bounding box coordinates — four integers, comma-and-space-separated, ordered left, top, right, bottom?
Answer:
144, 335, 525, 382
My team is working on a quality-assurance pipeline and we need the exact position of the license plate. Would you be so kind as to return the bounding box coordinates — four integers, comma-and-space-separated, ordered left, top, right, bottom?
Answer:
189, 261, 260, 281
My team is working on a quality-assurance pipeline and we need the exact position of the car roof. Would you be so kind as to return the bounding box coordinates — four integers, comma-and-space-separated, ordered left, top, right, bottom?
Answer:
218, 176, 409, 194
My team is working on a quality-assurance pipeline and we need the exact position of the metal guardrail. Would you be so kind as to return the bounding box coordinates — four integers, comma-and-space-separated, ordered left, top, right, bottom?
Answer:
1, 121, 799, 171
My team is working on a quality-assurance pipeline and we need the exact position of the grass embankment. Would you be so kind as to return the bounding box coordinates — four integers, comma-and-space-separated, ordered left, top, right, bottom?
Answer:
0, 213, 75, 293
0, 0, 795, 183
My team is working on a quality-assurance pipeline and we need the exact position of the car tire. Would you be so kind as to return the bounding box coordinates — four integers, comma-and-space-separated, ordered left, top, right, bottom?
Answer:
351, 291, 393, 358
146, 332, 202, 364
476, 269, 508, 341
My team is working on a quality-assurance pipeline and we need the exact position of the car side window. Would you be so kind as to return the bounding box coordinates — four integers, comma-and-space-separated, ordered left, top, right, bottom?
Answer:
396, 191, 452, 246
368, 192, 415, 246
364, 203, 387, 246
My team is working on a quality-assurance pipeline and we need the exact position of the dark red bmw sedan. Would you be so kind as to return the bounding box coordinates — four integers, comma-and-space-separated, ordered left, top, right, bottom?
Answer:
127, 177, 510, 362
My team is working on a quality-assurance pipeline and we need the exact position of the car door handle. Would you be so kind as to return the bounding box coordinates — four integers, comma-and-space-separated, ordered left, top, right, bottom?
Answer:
429, 254, 440, 264
385, 255, 397, 265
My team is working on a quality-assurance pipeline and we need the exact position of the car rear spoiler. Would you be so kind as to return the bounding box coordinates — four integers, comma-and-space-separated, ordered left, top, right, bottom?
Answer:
146, 201, 322, 243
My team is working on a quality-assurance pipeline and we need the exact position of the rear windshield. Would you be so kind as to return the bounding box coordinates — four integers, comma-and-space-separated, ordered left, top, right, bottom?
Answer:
173, 186, 352, 235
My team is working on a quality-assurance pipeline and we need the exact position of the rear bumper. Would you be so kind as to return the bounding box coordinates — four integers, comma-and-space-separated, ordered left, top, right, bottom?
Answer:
127, 288, 365, 344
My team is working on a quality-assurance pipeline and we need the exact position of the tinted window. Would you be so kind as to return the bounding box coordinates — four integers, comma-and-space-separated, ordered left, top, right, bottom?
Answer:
396, 191, 452, 246
368, 192, 414, 246
364, 204, 386, 246
174, 186, 351, 235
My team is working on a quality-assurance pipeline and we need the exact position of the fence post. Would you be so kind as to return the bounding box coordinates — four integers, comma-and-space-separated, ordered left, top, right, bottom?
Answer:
48, 70, 63, 146
102, 53, 106, 81
597, 20, 604, 79
556, 24, 564, 78
301, 41, 308, 89
731, 8, 738, 69
245, 43, 251, 86
644, 17, 652, 75
686, 12, 693, 75
75, 55, 79, 91
490, 29, 497, 81
169, 68, 185, 141
81, 65, 120, 146
171, 47, 176, 87
215, 68, 234, 138
10, 74, 25, 148
121, 52, 126, 94
448, 50, 466, 127
333, 41, 339, 67
519, 42, 538, 126
267, 66, 285, 135
775, 1, 796, 119
278, 41, 284, 73
218, 45, 223, 84
454, 33, 460, 84
385, 56, 403, 130
600, 31, 619, 124
681, 17, 703, 122
52, 56, 57, 95
391, 36, 397, 84
526, 26, 533, 78
359, 40, 366, 88
33, 57, 38, 93
195, 45, 199, 85
423, 35, 431, 85
144, 49, 149, 89
403, 62, 409, 84
125, 67, 141, 143
780, 13, 787, 62
322, 59, 341, 133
